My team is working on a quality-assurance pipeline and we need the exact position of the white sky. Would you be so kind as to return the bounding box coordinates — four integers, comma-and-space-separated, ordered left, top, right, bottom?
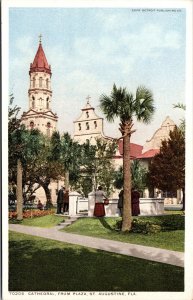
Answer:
9, 5, 186, 145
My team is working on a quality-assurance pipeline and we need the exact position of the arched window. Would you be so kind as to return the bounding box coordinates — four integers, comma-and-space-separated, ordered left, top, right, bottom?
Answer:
94, 121, 97, 129
86, 111, 89, 118
46, 97, 49, 109
39, 77, 42, 88
33, 78, 35, 88
30, 121, 34, 129
32, 96, 35, 109
39, 98, 43, 107
86, 122, 89, 130
46, 122, 51, 137
46, 78, 49, 89
78, 123, 81, 131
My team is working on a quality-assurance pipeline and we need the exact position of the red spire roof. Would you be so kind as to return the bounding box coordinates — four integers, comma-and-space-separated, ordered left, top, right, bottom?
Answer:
30, 42, 51, 75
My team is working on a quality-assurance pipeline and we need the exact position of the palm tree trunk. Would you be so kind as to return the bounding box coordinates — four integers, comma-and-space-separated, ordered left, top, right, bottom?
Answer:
122, 135, 132, 231
16, 158, 23, 220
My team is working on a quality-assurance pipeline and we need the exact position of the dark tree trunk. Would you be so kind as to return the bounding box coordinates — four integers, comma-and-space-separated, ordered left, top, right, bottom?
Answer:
38, 178, 53, 208
43, 183, 53, 208
122, 134, 132, 231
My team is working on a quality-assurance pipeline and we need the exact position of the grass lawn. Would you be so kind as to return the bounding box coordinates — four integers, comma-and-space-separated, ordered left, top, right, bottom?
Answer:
9, 231, 184, 292
62, 216, 184, 252
9, 215, 66, 228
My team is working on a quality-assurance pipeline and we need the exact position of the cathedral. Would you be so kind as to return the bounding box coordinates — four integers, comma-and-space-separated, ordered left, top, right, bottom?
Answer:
21, 38, 180, 204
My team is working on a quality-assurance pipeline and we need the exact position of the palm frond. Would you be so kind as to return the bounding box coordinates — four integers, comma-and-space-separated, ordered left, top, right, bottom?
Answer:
135, 86, 155, 124
99, 84, 127, 122
173, 103, 186, 110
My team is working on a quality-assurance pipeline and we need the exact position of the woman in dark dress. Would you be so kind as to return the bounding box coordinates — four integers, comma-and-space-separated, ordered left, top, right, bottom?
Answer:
94, 186, 108, 217
131, 188, 140, 216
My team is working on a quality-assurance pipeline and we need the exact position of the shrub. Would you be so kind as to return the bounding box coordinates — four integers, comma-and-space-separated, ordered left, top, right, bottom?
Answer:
114, 215, 184, 234
9, 209, 54, 220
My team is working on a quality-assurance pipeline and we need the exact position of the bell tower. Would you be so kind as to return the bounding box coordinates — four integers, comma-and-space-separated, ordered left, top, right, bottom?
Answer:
21, 35, 58, 136
73, 96, 106, 145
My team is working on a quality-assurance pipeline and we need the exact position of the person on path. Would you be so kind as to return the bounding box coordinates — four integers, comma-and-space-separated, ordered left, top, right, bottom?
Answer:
37, 200, 43, 210
57, 186, 65, 214
94, 186, 108, 217
63, 190, 69, 214
131, 188, 140, 216
118, 189, 123, 216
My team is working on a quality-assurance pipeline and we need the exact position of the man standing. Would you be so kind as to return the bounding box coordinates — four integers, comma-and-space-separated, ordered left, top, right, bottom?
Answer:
118, 189, 123, 216
57, 186, 65, 214
63, 190, 69, 214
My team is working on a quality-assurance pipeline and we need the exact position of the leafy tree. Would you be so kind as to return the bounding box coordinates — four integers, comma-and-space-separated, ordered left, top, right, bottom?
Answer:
94, 138, 117, 196
23, 133, 66, 208
69, 138, 117, 197
114, 160, 148, 193
173, 103, 185, 135
49, 131, 62, 161
148, 126, 185, 209
72, 140, 96, 195
79, 138, 117, 196
131, 160, 148, 192
100, 84, 155, 231
9, 96, 44, 219
61, 132, 82, 189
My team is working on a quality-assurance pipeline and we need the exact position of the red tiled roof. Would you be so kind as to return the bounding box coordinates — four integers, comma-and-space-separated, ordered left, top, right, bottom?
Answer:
118, 140, 143, 158
30, 43, 51, 75
137, 149, 159, 158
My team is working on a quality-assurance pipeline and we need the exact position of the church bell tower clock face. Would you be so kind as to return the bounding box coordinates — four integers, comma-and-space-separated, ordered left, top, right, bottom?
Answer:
21, 36, 58, 136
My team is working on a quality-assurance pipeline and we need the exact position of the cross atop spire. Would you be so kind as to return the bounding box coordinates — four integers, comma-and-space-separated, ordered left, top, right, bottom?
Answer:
39, 34, 42, 44
86, 95, 91, 104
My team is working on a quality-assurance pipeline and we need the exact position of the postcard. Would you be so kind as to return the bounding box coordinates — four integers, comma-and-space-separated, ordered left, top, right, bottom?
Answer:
2, 0, 193, 299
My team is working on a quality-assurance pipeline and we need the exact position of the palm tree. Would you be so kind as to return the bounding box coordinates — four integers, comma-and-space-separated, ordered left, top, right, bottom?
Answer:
100, 84, 155, 231
61, 132, 81, 190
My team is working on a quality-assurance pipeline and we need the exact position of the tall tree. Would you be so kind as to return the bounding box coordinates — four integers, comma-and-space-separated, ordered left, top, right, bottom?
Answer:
148, 126, 185, 209
100, 84, 155, 231
9, 120, 44, 219
114, 160, 148, 193
9, 95, 48, 217
131, 160, 148, 192
61, 132, 81, 190
79, 138, 117, 196
23, 134, 64, 208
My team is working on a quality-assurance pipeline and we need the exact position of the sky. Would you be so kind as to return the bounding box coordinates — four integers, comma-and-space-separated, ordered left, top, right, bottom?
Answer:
9, 5, 186, 145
